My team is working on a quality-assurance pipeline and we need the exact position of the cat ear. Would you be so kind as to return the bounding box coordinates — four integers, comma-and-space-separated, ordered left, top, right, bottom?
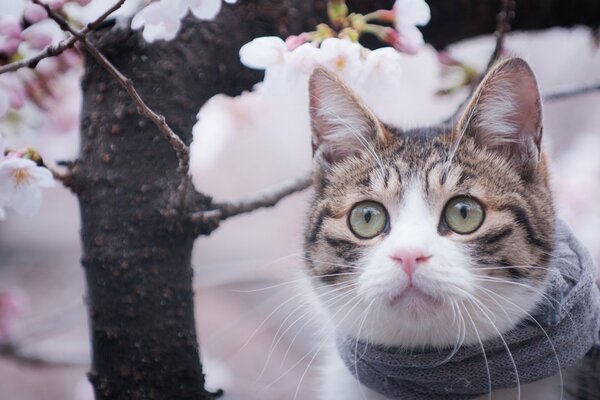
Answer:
309, 67, 389, 168
456, 58, 543, 166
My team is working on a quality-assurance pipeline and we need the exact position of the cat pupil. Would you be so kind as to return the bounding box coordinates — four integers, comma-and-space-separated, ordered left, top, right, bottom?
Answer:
364, 210, 372, 223
460, 205, 468, 219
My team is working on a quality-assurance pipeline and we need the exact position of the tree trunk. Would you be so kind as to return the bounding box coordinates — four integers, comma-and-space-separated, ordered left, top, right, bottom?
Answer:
74, 1, 323, 398
71, 1, 600, 399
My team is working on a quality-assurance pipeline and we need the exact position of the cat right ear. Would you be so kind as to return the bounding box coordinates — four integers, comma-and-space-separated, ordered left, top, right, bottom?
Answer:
309, 67, 389, 169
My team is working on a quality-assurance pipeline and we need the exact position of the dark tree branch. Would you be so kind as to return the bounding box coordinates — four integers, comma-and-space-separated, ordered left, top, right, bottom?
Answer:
0, 0, 127, 75
543, 82, 600, 102
190, 172, 313, 224
485, 0, 516, 71
446, 0, 516, 124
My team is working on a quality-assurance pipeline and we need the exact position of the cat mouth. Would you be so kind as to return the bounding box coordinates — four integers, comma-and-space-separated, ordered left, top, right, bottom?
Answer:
388, 286, 442, 309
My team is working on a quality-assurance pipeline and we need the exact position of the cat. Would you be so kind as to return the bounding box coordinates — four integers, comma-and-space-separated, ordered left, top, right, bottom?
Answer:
303, 58, 600, 400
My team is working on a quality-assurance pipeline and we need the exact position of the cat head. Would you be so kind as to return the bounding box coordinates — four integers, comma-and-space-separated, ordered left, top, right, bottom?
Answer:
304, 58, 555, 347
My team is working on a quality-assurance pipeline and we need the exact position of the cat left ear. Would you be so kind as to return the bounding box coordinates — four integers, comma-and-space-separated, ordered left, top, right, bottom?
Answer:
456, 58, 543, 167
309, 67, 389, 169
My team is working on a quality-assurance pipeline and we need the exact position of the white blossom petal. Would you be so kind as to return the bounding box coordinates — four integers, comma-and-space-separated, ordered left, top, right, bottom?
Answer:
394, 0, 431, 27
0, 206, 6, 220
0, 158, 54, 217
239, 37, 287, 70
189, 0, 222, 20
397, 23, 425, 48
9, 183, 42, 216
285, 43, 319, 74
29, 166, 56, 187
131, 0, 188, 42
316, 38, 363, 81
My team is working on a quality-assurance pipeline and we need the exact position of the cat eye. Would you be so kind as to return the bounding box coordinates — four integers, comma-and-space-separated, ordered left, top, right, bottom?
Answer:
443, 196, 485, 234
348, 201, 388, 239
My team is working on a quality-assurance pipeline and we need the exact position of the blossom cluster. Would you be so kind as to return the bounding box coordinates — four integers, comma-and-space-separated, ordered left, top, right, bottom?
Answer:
132, 0, 238, 43
238, 0, 431, 90
0, 1, 85, 122
0, 135, 55, 219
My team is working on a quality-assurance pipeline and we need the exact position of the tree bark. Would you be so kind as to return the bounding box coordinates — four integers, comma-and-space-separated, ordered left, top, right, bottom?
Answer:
74, 1, 324, 399
72, 1, 600, 399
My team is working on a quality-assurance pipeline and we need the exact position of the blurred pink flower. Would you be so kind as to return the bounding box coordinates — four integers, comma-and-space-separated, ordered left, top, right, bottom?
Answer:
21, 24, 54, 50
0, 74, 27, 116
23, 3, 48, 24
44, 0, 68, 10
0, 16, 23, 56
0, 289, 27, 343
285, 34, 309, 51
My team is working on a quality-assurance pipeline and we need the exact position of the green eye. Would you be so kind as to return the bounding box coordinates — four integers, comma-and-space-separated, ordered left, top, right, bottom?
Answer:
444, 196, 485, 234
348, 201, 388, 239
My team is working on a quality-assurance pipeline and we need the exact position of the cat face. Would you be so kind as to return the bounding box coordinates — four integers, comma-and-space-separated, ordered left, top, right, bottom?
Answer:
304, 58, 555, 348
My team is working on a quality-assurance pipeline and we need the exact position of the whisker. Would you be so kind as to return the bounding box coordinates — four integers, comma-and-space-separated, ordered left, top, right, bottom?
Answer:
459, 300, 492, 400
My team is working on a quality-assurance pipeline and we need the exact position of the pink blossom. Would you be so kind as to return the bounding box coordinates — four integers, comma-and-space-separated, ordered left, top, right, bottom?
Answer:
44, 0, 68, 11
21, 25, 54, 50
0, 16, 23, 56
285, 34, 309, 51
0, 75, 27, 112
0, 289, 27, 342
23, 3, 48, 24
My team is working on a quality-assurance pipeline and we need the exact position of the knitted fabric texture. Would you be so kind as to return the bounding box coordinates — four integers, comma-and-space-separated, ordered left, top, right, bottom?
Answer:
336, 220, 600, 400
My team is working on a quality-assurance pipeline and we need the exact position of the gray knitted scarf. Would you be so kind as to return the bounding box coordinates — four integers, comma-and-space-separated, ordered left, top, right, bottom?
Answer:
337, 220, 600, 400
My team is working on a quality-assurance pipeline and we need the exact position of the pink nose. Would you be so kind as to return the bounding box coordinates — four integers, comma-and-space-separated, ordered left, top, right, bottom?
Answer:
390, 250, 431, 278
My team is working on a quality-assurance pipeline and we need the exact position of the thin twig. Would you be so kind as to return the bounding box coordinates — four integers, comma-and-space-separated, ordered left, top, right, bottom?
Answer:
49, 166, 72, 183
34, 0, 190, 183
543, 82, 600, 102
0, 342, 87, 368
0, 0, 127, 75
190, 172, 313, 223
485, 0, 516, 72
445, 0, 516, 124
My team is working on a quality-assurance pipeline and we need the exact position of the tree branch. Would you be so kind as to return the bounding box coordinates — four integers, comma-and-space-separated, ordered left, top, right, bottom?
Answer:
445, 0, 516, 124
0, 0, 127, 75
485, 0, 516, 72
543, 82, 600, 102
190, 172, 313, 223
0, 342, 87, 368
33, 0, 190, 182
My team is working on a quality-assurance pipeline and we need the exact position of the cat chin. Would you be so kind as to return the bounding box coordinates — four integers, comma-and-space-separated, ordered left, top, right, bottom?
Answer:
319, 281, 547, 349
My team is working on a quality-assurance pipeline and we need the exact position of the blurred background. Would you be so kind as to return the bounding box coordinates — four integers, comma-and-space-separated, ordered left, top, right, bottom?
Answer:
1, 1, 600, 399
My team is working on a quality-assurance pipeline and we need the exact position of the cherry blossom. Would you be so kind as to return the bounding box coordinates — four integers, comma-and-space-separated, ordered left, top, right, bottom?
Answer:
0, 156, 55, 217
23, 3, 48, 24
239, 36, 287, 69
393, 0, 431, 51
0, 16, 23, 56
132, 0, 238, 43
